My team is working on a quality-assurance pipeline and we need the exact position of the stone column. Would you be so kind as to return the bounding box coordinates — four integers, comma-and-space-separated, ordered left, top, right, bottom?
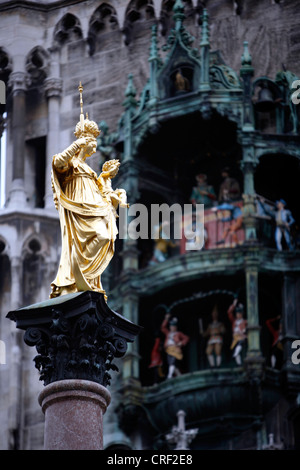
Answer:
117, 160, 141, 382
39, 379, 111, 450
241, 159, 258, 243
44, 77, 62, 209
244, 254, 264, 378
8, 256, 23, 448
8, 72, 28, 208
240, 41, 255, 133
6, 291, 141, 450
122, 292, 140, 380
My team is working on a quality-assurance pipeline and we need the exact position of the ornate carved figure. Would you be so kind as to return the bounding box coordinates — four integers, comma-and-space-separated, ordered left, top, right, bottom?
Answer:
50, 83, 128, 299
218, 167, 241, 202
227, 298, 247, 365
161, 314, 189, 379
266, 315, 283, 369
258, 197, 295, 250
174, 69, 190, 93
148, 335, 164, 384
215, 202, 243, 246
149, 221, 178, 264
201, 305, 225, 368
190, 173, 216, 208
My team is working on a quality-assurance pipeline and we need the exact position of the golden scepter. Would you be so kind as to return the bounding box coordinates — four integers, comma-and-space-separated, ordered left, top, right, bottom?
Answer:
78, 81, 84, 131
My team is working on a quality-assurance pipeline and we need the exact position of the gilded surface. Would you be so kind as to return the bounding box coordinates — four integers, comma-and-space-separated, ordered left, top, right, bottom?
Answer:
50, 85, 127, 299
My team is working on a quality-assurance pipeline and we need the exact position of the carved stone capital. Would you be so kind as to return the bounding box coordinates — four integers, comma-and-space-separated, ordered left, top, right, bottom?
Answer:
7, 291, 142, 387
8, 71, 29, 93
44, 77, 63, 99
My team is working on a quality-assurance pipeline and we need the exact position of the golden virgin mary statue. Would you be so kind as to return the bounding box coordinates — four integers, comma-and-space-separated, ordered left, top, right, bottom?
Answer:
50, 83, 128, 299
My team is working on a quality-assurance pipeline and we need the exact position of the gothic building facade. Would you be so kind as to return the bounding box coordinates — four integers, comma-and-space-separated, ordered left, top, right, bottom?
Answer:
0, 0, 300, 450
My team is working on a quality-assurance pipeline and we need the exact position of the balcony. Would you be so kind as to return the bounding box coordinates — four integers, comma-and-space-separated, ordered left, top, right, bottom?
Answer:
120, 246, 300, 296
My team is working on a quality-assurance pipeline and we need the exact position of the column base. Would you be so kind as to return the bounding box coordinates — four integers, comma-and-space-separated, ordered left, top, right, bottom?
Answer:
38, 379, 111, 450
7, 179, 28, 209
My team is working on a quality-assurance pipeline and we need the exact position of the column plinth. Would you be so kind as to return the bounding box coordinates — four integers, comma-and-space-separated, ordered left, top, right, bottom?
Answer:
39, 379, 111, 450
7, 291, 141, 450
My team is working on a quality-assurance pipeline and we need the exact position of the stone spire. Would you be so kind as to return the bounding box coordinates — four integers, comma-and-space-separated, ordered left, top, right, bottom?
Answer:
123, 73, 137, 110
241, 41, 253, 70
149, 24, 161, 106
173, 0, 185, 31
199, 9, 210, 91
200, 8, 210, 47
149, 23, 159, 62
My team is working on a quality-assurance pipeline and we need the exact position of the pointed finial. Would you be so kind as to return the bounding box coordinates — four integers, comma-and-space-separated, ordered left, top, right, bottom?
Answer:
173, 0, 185, 31
78, 81, 84, 130
200, 9, 210, 47
125, 74, 136, 98
123, 74, 137, 110
241, 41, 252, 67
149, 24, 159, 61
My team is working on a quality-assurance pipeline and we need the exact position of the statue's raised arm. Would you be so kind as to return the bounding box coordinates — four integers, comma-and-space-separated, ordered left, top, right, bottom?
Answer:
50, 83, 127, 301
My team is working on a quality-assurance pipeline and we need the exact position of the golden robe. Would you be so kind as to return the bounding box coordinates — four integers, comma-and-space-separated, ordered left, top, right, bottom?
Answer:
50, 142, 118, 298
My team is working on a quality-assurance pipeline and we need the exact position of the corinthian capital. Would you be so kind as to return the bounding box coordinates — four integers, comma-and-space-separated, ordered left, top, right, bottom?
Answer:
44, 77, 63, 99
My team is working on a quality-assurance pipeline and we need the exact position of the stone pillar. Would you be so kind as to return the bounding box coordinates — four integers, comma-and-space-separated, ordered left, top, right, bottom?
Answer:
44, 77, 62, 209
241, 160, 258, 243
239, 132, 258, 243
8, 256, 23, 448
7, 291, 141, 450
116, 160, 141, 381
245, 258, 260, 356
240, 41, 255, 133
122, 292, 140, 380
244, 254, 264, 377
39, 379, 111, 450
8, 72, 28, 208
10, 256, 22, 311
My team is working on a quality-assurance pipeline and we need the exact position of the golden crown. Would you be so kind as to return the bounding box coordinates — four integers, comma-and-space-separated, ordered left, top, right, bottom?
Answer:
74, 82, 100, 138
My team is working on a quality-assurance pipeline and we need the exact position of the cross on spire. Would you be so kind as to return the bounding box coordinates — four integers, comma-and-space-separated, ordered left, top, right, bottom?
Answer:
166, 410, 198, 450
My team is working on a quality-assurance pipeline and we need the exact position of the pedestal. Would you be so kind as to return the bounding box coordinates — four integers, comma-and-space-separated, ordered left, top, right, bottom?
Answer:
7, 291, 141, 450
39, 379, 111, 450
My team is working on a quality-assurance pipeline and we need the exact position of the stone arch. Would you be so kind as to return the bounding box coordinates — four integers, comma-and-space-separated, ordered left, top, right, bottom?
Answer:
0, 47, 12, 82
123, 0, 155, 45
0, 47, 12, 107
25, 46, 50, 86
22, 235, 46, 305
126, 0, 155, 22
88, 3, 119, 55
0, 237, 8, 256
53, 13, 83, 46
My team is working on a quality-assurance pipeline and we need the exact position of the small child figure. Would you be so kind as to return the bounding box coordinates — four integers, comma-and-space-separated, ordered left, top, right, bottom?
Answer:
97, 159, 129, 209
